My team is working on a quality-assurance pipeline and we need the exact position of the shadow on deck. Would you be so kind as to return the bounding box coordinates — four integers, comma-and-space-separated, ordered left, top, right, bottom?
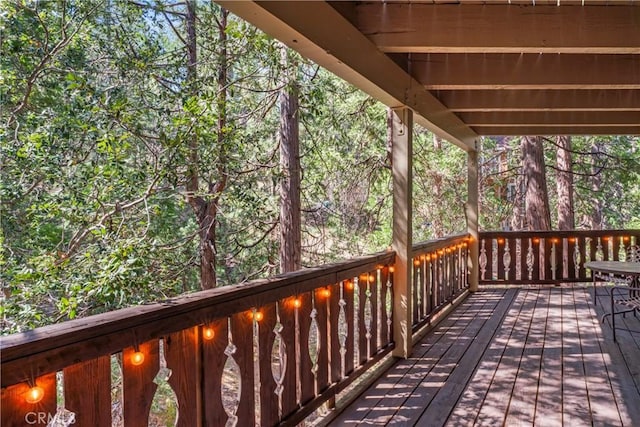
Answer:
330, 286, 640, 426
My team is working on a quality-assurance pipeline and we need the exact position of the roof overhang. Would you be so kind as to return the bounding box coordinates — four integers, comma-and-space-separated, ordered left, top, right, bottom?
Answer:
218, 1, 640, 149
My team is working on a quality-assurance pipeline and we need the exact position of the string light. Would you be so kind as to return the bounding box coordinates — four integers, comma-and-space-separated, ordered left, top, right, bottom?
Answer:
203, 327, 215, 340
413, 259, 420, 266
388, 266, 395, 273
25, 385, 44, 404
293, 298, 302, 308
345, 280, 354, 290
131, 350, 145, 366
321, 288, 331, 298
253, 311, 264, 321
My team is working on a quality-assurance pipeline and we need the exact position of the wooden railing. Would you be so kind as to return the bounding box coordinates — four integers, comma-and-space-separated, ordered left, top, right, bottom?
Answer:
1, 252, 395, 426
411, 233, 471, 330
478, 230, 640, 285
10, 229, 637, 425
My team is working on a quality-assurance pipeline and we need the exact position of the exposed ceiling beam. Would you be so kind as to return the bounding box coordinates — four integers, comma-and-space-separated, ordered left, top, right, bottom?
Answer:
458, 111, 640, 126
409, 54, 640, 90
436, 89, 640, 112
472, 126, 640, 136
217, 1, 478, 151
352, 4, 640, 54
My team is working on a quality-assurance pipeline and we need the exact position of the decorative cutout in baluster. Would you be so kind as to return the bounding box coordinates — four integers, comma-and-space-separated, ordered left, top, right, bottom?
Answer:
479, 240, 487, 280
526, 238, 534, 280
309, 304, 320, 375
386, 272, 392, 339
492, 241, 498, 280
338, 283, 348, 378
271, 318, 286, 400
438, 253, 444, 289
573, 239, 581, 277
150, 340, 179, 427
551, 239, 558, 280
221, 340, 241, 426
364, 279, 373, 342
619, 236, 627, 261
503, 239, 512, 280
596, 237, 604, 261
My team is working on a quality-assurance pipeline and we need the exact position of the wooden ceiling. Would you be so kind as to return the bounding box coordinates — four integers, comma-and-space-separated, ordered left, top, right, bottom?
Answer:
218, 1, 640, 151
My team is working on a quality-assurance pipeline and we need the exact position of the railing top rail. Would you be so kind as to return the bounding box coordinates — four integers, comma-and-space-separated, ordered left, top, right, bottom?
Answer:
412, 232, 470, 254
1, 250, 394, 387
479, 229, 640, 239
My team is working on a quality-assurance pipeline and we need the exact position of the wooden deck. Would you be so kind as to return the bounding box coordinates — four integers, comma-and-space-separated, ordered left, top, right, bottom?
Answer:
330, 286, 640, 426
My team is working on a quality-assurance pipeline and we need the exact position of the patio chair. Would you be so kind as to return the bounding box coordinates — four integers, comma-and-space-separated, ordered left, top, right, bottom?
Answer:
604, 245, 640, 342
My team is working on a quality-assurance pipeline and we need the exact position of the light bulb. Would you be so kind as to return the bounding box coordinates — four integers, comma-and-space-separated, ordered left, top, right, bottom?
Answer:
254, 311, 263, 321
25, 386, 44, 404
321, 288, 331, 298
293, 298, 302, 308
131, 351, 145, 366
203, 327, 215, 340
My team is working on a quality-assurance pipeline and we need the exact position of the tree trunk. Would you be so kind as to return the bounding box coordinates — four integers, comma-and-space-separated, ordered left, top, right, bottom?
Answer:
523, 136, 552, 231
510, 171, 524, 231
556, 136, 575, 230
279, 46, 301, 273
184, 4, 229, 289
588, 141, 604, 230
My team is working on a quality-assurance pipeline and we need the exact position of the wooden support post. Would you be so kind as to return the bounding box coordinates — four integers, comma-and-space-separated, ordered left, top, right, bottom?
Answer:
466, 147, 480, 292
391, 107, 413, 358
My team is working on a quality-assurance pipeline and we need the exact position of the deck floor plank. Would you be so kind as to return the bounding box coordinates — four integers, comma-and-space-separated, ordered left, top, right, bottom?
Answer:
331, 291, 492, 425
561, 287, 592, 426
503, 286, 547, 426
533, 285, 563, 427
445, 289, 524, 427
575, 287, 624, 426
413, 289, 517, 426
329, 286, 640, 427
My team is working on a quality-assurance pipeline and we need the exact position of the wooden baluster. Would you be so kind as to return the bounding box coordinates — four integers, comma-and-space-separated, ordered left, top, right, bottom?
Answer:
422, 257, 429, 318
329, 283, 342, 384
578, 236, 588, 280
612, 235, 621, 261
424, 257, 433, 317
379, 270, 391, 348
368, 271, 379, 357
485, 239, 494, 281
431, 253, 438, 307
314, 288, 330, 394
123, 340, 160, 426
520, 238, 529, 281
1, 372, 56, 426
278, 297, 297, 419
64, 355, 111, 426
229, 312, 255, 426
357, 276, 368, 365
508, 238, 516, 283
551, 238, 561, 281
412, 259, 420, 325
298, 292, 315, 405
258, 303, 279, 426
497, 238, 506, 281
444, 249, 452, 300
164, 328, 199, 427
344, 279, 355, 377
567, 237, 577, 280
543, 238, 553, 282
532, 238, 541, 282
202, 318, 229, 426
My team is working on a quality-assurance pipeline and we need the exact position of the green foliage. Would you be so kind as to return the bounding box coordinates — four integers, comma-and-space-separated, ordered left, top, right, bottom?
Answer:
6, 0, 635, 337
